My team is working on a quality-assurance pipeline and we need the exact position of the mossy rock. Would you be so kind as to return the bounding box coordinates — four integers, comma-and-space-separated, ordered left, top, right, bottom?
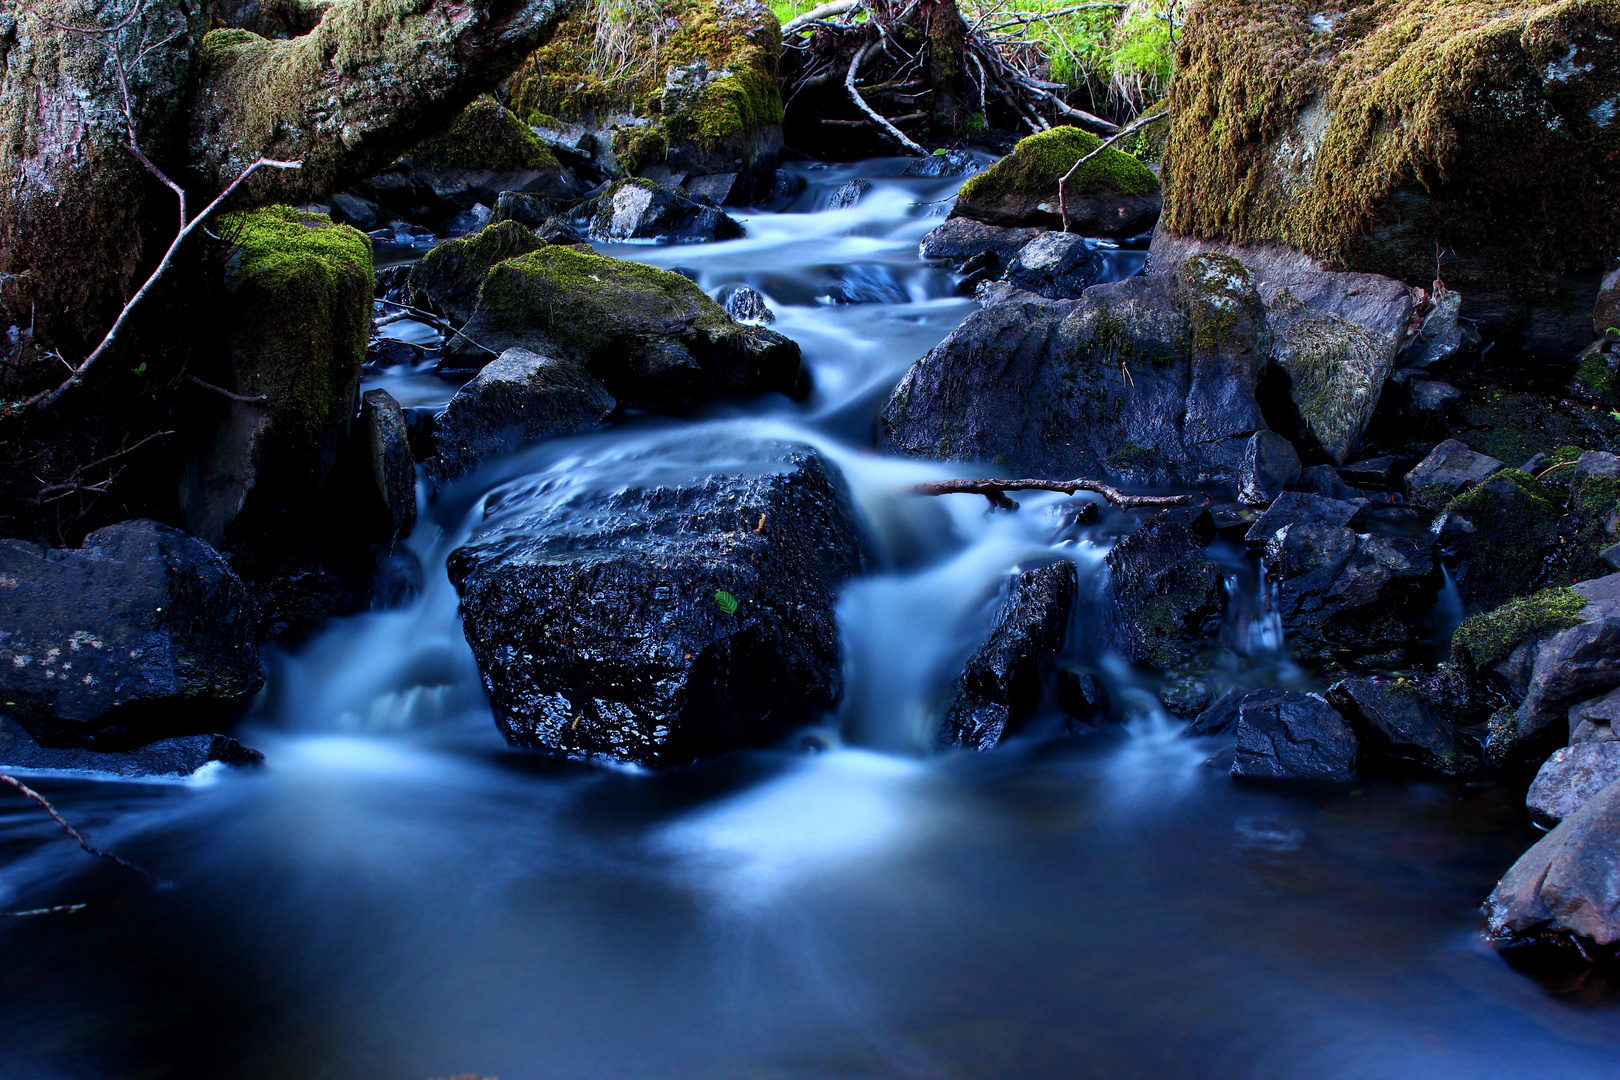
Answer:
409, 220, 544, 325
1451, 586, 1587, 670
1452, 384, 1620, 467
952, 126, 1161, 235
1162, 0, 1620, 350
1437, 469, 1563, 614
457, 245, 800, 408
409, 95, 560, 173
183, 206, 373, 543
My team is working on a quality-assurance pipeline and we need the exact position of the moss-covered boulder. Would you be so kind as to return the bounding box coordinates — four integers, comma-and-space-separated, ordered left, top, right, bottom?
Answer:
454, 243, 800, 408
503, 0, 784, 201
951, 126, 1162, 236
409, 219, 544, 325
1436, 469, 1563, 615
181, 206, 373, 545
1161, 0, 1620, 355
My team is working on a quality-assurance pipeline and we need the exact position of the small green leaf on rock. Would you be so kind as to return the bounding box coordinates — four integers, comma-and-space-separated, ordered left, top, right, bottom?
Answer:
715, 590, 738, 615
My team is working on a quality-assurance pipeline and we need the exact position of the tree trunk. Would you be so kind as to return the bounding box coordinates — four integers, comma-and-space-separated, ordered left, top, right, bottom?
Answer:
922, 0, 966, 134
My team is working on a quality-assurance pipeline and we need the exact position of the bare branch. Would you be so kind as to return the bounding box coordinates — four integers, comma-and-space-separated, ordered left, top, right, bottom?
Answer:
845, 39, 928, 155
1058, 104, 1169, 232
914, 476, 1193, 511
184, 375, 267, 403
1, 774, 161, 881
782, 0, 861, 34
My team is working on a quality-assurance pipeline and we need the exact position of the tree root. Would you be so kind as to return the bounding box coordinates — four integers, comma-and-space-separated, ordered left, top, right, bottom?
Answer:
914, 476, 1194, 511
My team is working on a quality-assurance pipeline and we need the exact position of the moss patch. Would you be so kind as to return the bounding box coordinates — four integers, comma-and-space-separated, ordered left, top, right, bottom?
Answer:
409, 220, 543, 325
409, 95, 559, 173
1442, 468, 1562, 603
1451, 585, 1586, 669
1454, 387, 1620, 466
958, 125, 1159, 206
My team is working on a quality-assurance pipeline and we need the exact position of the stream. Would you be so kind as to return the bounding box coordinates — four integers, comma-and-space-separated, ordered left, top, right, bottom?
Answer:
2, 160, 1619, 1080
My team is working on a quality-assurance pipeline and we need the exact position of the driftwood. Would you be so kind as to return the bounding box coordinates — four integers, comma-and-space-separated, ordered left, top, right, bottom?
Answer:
1, 773, 160, 882
915, 476, 1194, 510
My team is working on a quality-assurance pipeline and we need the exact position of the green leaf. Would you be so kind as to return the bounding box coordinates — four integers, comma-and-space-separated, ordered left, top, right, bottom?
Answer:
714, 590, 738, 615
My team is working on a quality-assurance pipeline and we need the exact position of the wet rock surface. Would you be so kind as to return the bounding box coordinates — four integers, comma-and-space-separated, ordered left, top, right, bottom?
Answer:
919, 218, 1044, 278
0, 717, 262, 779
0, 520, 262, 747
1231, 690, 1359, 782
1405, 439, 1501, 507
1003, 233, 1104, 300
360, 389, 417, 539
1526, 742, 1620, 827
1488, 777, 1620, 954
447, 439, 863, 768
951, 126, 1161, 236
1238, 431, 1302, 506
1105, 509, 1224, 669
576, 178, 744, 244
1326, 676, 1476, 776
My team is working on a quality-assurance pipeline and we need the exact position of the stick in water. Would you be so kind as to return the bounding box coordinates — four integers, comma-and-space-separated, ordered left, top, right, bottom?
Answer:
914, 477, 1194, 511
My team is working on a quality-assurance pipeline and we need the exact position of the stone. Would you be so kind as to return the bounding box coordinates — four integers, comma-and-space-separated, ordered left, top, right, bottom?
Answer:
1571, 687, 1620, 744
1526, 743, 1620, 827
446, 439, 862, 768
1263, 523, 1438, 667
1242, 491, 1362, 544
951, 126, 1161, 237
1295, 465, 1361, 502
919, 218, 1044, 276
409, 219, 543, 326
882, 254, 1272, 487
684, 172, 738, 205
903, 150, 980, 178
827, 178, 872, 209
1003, 233, 1104, 300
0, 520, 261, 747
1597, 266, 1619, 339
360, 389, 416, 538
723, 286, 775, 324
1487, 778, 1620, 954
490, 191, 579, 231
1231, 690, 1359, 782
453, 245, 801, 409
939, 561, 1079, 750
1185, 689, 1244, 736
431, 349, 616, 482
1507, 574, 1620, 747
1401, 376, 1463, 418
1398, 287, 1467, 370
1054, 662, 1107, 725
1435, 470, 1561, 613
1337, 456, 1402, 488
1326, 675, 1477, 776
1105, 509, 1225, 669
577, 178, 744, 244
328, 191, 382, 232
0, 717, 261, 780
1237, 431, 1302, 505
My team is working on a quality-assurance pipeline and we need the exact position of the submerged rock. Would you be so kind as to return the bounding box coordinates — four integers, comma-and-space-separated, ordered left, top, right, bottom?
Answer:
1004, 233, 1104, 300
1326, 676, 1477, 776
577, 178, 744, 243
431, 349, 615, 482
0, 717, 262, 780
882, 253, 1271, 486
1487, 777, 1620, 956
903, 150, 979, 178
723, 286, 775, 324
447, 439, 862, 768
0, 521, 261, 747
1526, 743, 1620, 827
827, 178, 871, 209
940, 561, 1078, 750
1105, 509, 1225, 669
1231, 690, 1358, 782
951, 126, 1161, 236
454, 245, 801, 409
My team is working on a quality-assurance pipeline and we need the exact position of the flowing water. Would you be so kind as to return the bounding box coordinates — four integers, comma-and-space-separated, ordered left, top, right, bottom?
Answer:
2, 160, 1618, 1080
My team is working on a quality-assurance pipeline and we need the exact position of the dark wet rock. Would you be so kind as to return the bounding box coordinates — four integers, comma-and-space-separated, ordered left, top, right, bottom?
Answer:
1185, 689, 1244, 736
1105, 509, 1225, 669
1398, 287, 1468, 370
446, 203, 494, 237
361, 389, 416, 539
0, 521, 261, 748
903, 150, 979, 178
0, 716, 261, 779
366, 337, 425, 368
1436, 470, 1561, 613
490, 191, 580, 231
827, 178, 871, 209
1405, 439, 1502, 508
1326, 675, 1477, 776
577, 178, 744, 243
1054, 661, 1107, 726
723, 286, 775, 324
447, 440, 863, 768
432, 349, 615, 482
1398, 375, 1463, 419
328, 191, 382, 232
940, 561, 1078, 750
371, 546, 425, 611
1242, 492, 1363, 544
1238, 430, 1302, 505
882, 254, 1272, 487
1295, 464, 1362, 502
1487, 778, 1620, 955
1231, 690, 1359, 782
1263, 523, 1438, 667
1004, 233, 1104, 300
1500, 574, 1620, 750
1597, 266, 1619, 339
1570, 687, 1620, 745
951, 126, 1161, 237
454, 245, 801, 409
409, 220, 543, 326
1526, 743, 1620, 828
1337, 455, 1402, 489
919, 218, 1044, 277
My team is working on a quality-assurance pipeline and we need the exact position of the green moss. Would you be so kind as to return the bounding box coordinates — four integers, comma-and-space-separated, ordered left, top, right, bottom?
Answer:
1176, 253, 1257, 351
221, 205, 372, 439
409, 220, 542, 324
613, 125, 668, 175
1453, 388, 1620, 466
1573, 355, 1620, 407
667, 65, 785, 145
410, 95, 559, 172
1450, 585, 1585, 668
958, 126, 1159, 207
1442, 469, 1562, 601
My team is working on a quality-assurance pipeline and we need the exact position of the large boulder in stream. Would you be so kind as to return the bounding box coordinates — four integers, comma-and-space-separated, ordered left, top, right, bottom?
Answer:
409, 219, 544, 326
575, 179, 744, 243
881, 253, 1272, 486
451, 244, 802, 409
0, 520, 262, 748
1487, 777, 1620, 957
1231, 689, 1359, 782
447, 439, 862, 768
951, 126, 1161, 237
1159, 0, 1620, 355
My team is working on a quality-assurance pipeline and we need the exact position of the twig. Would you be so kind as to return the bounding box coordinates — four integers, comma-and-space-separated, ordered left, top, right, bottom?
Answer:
1057, 104, 1169, 233
845, 39, 928, 155
373, 298, 498, 356
184, 374, 267, 403
782, 0, 860, 34
976, 2, 1126, 31
914, 477, 1193, 511
0, 774, 160, 881
1, 903, 89, 917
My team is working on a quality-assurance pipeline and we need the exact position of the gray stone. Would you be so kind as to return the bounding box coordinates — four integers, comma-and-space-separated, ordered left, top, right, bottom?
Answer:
0, 716, 261, 779
0, 521, 261, 747
1487, 777, 1620, 952
1232, 690, 1359, 782
902, 150, 979, 178
683, 172, 737, 205
1404, 439, 1502, 505
1572, 686, 1620, 744
1295, 464, 1362, 501
361, 389, 416, 538
1597, 265, 1620, 338
827, 178, 872, 210
1105, 509, 1225, 669
1338, 455, 1402, 488
1575, 449, 1620, 483
1326, 675, 1476, 775
409, 219, 543, 326
1398, 287, 1466, 370
940, 561, 1078, 750
1403, 376, 1463, 417
432, 349, 615, 482
328, 191, 381, 232
723, 286, 775, 324
1511, 573, 1620, 744
578, 178, 744, 243
1004, 232, 1104, 299
1238, 430, 1302, 505
919, 218, 1044, 276
1527, 742, 1620, 827
1242, 491, 1362, 544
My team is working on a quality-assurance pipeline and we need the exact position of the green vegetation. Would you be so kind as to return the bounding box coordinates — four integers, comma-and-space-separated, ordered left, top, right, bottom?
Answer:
957, 125, 1157, 205
410, 95, 559, 172
1451, 586, 1586, 669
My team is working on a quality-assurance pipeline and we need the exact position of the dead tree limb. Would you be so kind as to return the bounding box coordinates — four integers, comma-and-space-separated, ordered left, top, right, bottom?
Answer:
846, 40, 929, 155
782, 0, 862, 34
1057, 103, 1170, 232
184, 375, 268, 404
914, 476, 1193, 511
0, 774, 160, 882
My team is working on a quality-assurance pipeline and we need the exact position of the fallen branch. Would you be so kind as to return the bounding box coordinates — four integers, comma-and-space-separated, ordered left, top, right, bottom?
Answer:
184, 374, 267, 403
1, 773, 160, 882
845, 39, 928, 155
914, 476, 1193, 511
976, 3, 1127, 32
1057, 103, 1170, 233
782, 0, 861, 34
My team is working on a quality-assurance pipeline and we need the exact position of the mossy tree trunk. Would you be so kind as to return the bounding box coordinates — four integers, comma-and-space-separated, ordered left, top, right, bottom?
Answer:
923, 0, 967, 133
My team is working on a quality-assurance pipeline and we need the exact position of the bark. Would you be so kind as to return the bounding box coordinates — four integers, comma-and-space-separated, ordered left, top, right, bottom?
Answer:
922, 0, 965, 132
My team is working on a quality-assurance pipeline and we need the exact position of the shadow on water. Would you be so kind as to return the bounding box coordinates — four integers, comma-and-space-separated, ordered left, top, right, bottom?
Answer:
2, 160, 1619, 1080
